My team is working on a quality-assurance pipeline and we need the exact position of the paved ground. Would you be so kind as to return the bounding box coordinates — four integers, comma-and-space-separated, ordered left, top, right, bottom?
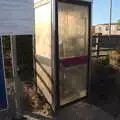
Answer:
0, 101, 116, 120
1, 94, 120, 120
56, 102, 114, 120
0, 95, 16, 120
24, 102, 115, 120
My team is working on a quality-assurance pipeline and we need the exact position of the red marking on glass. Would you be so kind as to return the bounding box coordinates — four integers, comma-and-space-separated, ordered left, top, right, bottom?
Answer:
60, 56, 88, 67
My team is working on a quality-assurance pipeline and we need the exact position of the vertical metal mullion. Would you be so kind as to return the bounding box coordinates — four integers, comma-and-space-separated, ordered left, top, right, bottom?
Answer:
10, 35, 23, 119
51, 0, 60, 111
32, 34, 36, 83
33, 3, 37, 88
87, 3, 92, 99
11, 35, 16, 78
10, 35, 19, 117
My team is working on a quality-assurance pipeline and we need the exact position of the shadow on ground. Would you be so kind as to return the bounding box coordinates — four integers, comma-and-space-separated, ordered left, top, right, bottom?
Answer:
88, 61, 120, 119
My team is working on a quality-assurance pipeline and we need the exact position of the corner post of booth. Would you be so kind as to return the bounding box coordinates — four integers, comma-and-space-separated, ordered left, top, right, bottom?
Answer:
87, 2, 92, 99
51, 0, 60, 111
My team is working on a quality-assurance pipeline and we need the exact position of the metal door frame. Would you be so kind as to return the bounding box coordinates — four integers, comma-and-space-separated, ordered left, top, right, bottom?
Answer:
51, 0, 92, 110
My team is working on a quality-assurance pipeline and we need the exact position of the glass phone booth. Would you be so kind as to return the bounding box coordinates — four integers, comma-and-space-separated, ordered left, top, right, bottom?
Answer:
34, 0, 91, 111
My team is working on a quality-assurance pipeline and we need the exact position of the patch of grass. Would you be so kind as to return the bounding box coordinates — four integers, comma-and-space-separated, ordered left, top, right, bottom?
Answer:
97, 56, 109, 66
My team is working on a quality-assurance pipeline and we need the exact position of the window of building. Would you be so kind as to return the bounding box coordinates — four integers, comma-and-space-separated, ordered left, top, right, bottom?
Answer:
105, 25, 109, 31
98, 27, 101, 32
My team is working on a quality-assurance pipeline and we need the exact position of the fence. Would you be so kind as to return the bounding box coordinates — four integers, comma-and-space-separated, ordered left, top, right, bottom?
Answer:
92, 35, 120, 58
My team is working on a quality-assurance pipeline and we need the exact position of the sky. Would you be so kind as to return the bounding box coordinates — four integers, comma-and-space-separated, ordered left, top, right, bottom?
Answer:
93, 0, 120, 25
34, 0, 120, 25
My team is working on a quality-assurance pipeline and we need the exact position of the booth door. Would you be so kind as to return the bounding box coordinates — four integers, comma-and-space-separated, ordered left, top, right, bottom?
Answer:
58, 2, 89, 105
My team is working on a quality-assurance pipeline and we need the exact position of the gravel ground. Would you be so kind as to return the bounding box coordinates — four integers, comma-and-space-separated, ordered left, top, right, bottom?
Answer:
0, 95, 16, 120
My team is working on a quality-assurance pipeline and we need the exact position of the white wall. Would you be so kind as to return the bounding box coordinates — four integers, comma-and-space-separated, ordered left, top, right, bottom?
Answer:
0, 0, 34, 35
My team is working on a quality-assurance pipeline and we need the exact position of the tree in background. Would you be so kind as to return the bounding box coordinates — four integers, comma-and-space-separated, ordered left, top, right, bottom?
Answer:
117, 19, 120, 31
117, 19, 120, 25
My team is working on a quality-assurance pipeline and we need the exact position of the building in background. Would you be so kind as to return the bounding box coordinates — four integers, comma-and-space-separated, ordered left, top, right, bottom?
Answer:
95, 23, 120, 35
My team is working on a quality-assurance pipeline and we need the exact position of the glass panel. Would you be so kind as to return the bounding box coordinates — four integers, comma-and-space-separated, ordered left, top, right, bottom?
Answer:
59, 3, 88, 58
58, 2, 89, 105
60, 65, 87, 105
35, 2, 53, 107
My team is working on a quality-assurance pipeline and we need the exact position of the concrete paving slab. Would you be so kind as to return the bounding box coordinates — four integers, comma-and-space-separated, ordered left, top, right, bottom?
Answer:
56, 102, 114, 120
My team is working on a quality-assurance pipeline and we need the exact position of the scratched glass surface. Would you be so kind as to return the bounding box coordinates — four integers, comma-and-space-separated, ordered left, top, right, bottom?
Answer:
58, 2, 89, 105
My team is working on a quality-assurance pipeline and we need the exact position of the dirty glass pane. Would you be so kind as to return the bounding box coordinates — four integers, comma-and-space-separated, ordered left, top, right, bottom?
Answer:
35, 2, 53, 107
58, 2, 89, 105
59, 3, 88, 58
